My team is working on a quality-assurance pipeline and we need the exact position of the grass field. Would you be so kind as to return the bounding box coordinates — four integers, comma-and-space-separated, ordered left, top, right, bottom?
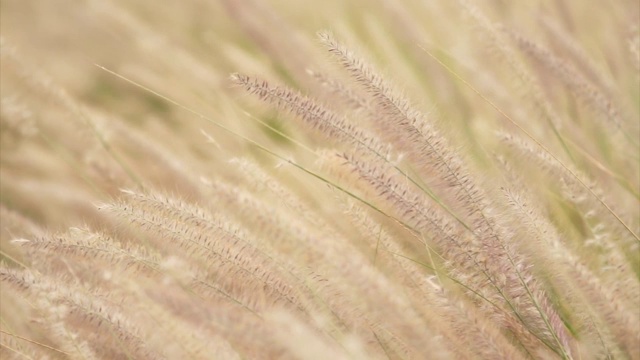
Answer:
1, 0, 639, 359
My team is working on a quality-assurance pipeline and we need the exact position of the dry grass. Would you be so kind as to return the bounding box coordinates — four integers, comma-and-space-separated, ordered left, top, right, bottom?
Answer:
1, 0, 639, 359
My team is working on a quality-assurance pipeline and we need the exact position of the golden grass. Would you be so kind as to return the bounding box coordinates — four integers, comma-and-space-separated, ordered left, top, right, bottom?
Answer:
1, 0, 638, 359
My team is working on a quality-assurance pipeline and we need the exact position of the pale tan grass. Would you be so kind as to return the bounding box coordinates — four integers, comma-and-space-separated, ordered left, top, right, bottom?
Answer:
1, 1, 637, 359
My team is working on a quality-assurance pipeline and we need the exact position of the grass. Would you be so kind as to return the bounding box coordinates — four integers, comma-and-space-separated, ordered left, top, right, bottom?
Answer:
1, 0, 639, 359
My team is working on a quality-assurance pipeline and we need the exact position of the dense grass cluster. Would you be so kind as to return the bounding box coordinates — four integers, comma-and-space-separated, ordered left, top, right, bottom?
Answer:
1, 0, 639, 359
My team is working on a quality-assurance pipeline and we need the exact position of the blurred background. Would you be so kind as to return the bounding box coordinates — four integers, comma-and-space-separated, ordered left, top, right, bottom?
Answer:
1, 0, 638, 256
